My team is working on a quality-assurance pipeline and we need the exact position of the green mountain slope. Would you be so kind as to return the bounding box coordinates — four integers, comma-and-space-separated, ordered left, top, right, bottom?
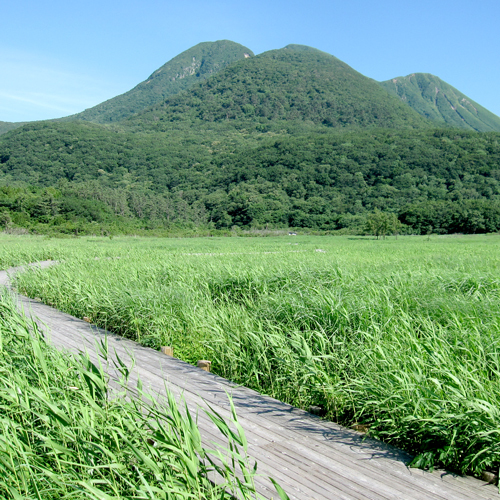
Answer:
2, 121, 500, 235
0, 121, 27, 136
127, 45, 430, 131
379, 73, 500, 132
64, 40, 254, 124
5, 42, 500, 235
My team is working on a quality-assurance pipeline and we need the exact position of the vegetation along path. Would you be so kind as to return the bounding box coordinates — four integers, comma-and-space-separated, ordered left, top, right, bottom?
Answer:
2, 262, 498, 500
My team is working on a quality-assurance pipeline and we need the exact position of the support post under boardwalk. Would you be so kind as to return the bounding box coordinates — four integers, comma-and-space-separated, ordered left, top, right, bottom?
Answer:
161, 346, 174, 356
197, 360, 211, 372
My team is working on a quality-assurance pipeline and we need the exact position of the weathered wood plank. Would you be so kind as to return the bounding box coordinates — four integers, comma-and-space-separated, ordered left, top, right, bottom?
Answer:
2, 265, 498, 500
28, 298, 500, 499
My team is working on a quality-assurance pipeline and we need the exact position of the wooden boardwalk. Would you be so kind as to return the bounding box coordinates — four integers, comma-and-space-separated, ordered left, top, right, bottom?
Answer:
2, 262, 498, 500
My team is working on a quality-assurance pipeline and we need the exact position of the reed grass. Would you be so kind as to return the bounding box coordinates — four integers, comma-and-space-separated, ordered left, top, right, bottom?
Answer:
0, 290, 279, 499
10, 233, 500, 479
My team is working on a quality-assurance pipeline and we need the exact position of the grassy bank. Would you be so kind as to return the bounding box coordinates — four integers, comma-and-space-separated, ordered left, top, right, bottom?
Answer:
8, 233, 500, 479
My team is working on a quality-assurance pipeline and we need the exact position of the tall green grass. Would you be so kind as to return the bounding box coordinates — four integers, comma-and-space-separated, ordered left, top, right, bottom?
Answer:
0, 291, 280, 499
12, 234, 500, 479
0, 234, 121, 269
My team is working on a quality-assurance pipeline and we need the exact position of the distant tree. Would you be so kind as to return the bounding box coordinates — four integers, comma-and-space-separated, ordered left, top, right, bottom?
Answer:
0, 210, 12, 229
365, 210, 398, 239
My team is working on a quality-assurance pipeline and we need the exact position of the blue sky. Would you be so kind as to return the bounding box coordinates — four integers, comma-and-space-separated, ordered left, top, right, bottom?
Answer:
2, 0, 499, 122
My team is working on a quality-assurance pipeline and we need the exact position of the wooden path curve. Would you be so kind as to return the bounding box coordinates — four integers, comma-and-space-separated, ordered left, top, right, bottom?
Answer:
2, 262, 498, 500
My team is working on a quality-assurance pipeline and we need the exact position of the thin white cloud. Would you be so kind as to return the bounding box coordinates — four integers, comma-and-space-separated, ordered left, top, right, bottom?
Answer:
0, 91, 74, 113
0, 47, 125, 121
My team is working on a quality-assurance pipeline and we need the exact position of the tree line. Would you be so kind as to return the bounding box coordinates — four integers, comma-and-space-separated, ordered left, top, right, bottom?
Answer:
1, 120, 500, 235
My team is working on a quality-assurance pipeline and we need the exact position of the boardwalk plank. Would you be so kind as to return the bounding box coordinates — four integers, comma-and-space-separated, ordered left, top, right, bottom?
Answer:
27, 297, 500, 499
2, 264, 498, 500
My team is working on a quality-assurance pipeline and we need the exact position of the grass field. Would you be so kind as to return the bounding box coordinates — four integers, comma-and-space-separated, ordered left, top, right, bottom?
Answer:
4, 233, 500, 480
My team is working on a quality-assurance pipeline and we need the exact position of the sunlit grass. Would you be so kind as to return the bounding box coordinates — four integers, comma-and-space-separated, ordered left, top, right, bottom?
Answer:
7, 233, 500, 478
0, 291, 279, 499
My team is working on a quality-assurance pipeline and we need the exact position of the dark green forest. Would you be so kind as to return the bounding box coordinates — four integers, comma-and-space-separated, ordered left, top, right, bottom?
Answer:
2, 120, 500, 235
1, 43, 500, 236
128, 46, 430, 131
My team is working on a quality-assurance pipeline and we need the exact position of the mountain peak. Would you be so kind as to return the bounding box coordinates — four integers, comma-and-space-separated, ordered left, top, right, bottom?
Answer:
282, 44, 325, 52
128, 46, 429, 131
64, 40, 254, 124
380, 73, 500, 132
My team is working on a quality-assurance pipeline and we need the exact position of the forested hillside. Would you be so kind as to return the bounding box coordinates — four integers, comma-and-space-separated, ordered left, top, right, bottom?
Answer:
380, 73, 500, 132
1, 42, 500, 236
2, 121, 500, 235
63, 40, 254, 124
128, 46, 430, 131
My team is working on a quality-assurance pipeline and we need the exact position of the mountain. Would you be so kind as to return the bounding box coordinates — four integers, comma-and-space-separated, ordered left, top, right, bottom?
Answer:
126, 45, 431, 131
0, 121, 27, 136
4, 42, 500, 236
64, 40, 254, 124
379, 73, 500, 132
2, 121, 500, 235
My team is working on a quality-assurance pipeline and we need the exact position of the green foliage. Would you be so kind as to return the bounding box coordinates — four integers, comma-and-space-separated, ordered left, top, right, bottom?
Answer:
11, 234, 500, 478
0, 210, 11, 228
400, 199, 500, 234
0, 123, 500, 234
130, 46, 429, 131
365, 210, 399, 238
379, 73, 500, 132
2, 123, 500, 234
0, 289, 271, 499
64, 40, 254, 124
